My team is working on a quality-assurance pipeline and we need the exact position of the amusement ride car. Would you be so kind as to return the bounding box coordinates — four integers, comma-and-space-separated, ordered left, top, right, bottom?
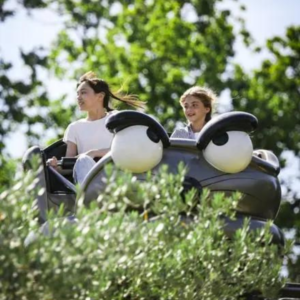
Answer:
23, 110, 300, 299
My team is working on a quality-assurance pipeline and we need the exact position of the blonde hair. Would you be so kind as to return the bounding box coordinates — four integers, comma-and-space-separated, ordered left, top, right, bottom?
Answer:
180, 86, 216, 122
78, 71, 145, 111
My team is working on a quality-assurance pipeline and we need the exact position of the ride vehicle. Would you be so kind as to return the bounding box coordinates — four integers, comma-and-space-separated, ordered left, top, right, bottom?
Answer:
23, 110, 300, 299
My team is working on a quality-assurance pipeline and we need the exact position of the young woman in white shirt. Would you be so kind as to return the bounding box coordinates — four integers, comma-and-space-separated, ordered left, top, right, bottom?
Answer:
47, 71, 144, 184
171, 86, 216, 139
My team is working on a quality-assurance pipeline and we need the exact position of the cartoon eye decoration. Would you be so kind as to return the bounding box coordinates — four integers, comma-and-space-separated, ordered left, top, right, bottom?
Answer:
197, 112, 258, 174
106, 111, 170, 173
111, 125, 163, 173
203, 131, 253, 173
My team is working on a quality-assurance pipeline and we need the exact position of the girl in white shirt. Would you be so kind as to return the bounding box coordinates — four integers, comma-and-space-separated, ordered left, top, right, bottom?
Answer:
47, 71, 144, 184
171, 86, 216, 139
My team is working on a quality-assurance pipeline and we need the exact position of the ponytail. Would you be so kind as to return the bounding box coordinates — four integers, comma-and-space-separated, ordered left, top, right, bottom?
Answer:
78, 71, 146, 111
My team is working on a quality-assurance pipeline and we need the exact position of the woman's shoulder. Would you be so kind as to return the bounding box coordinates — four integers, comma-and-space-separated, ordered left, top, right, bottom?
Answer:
67, 112, 117, 129
66, 118, 87, 129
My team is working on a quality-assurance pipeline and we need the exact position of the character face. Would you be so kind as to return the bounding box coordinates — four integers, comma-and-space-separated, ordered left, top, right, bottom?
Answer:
105, 111, 169, 173
76, 81, 104, 112
181, 96, 210, 124
81, 111, 281, 220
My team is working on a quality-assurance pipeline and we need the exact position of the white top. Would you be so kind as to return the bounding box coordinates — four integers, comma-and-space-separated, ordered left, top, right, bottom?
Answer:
63, 114, 114, 154
191, 131, 201, 140
171, 124, 201, 140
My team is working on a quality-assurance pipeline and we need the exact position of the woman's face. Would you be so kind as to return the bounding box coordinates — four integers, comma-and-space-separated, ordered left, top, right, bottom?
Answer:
76, 81, 103, 111
181, 95, 210, 124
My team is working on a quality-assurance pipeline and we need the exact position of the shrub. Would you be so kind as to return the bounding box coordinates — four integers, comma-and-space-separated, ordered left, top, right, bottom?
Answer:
0, 164, 290, 300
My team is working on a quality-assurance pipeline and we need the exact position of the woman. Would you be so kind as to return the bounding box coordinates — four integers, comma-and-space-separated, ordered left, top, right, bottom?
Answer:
171, 86, 216, 139
47, 71, 145, 184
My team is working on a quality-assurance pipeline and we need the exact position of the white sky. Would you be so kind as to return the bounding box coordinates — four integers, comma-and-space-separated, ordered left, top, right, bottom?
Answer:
1, 0, 300, 161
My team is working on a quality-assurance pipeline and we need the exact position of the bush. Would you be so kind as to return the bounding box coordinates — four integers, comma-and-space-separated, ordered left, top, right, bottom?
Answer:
0, 155, 17, 192
0, 164, 290, 300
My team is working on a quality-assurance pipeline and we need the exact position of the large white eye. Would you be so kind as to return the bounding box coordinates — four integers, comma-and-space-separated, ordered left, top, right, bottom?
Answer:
111, 125, 163, 173
203, 131, 253, 173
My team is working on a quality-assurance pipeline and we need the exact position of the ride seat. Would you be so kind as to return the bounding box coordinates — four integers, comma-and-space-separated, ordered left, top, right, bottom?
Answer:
43, 140, 75, 194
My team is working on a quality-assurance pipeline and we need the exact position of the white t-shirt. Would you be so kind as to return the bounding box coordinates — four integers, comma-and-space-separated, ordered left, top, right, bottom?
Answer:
171, 125, 201, 140
63, 114, 114, 154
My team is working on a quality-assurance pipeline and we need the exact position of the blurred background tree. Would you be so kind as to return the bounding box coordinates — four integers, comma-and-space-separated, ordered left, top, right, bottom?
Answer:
1, 0, 299, 281
47, 0, 239, 130
227, 25, 300, 281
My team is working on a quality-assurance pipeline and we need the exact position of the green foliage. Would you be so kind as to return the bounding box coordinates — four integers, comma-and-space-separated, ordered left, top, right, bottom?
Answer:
0, 164, 289, 299
48, 0, 241, 130
228, 26, 300, 158
0, 0, 49, 21
0, 2, 76, 154
228, 26, 300, 280
0, 155, 17, 191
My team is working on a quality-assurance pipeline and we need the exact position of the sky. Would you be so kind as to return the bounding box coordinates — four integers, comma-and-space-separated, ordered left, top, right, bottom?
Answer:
1, 0, 300, 163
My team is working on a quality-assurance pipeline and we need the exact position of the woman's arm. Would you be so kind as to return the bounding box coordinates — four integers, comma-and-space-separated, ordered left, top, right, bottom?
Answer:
66, 141, 108, 159
65, 141, 78, 157
46, 141, 77, 171
85, 148, 110, 159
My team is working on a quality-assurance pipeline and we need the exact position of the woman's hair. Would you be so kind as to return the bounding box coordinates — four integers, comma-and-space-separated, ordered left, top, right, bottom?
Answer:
78, 71, 145, 111
180, 86, 217, 122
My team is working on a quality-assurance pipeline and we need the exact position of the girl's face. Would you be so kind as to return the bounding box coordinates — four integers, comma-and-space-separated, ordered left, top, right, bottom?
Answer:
181, 95, 210, 124
76, 81, 104, 112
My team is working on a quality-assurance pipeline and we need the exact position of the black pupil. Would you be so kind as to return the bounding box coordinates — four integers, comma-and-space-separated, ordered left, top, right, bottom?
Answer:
147, 128, 160, 143
212, 133, 229, 146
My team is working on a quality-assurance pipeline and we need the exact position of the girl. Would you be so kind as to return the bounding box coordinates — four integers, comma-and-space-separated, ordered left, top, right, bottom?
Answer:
171, 86, 216, 139
47, 71, 145, 184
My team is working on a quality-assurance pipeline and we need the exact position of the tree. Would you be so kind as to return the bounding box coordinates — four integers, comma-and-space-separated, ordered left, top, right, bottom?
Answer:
0, 52, 48, 150
48, 0, 249, 130
228, 26, 300, 281
228, 26, 300, 158
0, 0, 51, 187
0, 0, 77, 188
0, 0, 54, 153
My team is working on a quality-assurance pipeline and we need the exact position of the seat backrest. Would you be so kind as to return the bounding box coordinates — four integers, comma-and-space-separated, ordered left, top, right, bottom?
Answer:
43, 140, 75, 194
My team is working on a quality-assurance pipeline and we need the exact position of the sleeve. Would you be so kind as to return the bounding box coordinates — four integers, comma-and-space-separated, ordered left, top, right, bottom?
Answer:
63, 123, 77, 144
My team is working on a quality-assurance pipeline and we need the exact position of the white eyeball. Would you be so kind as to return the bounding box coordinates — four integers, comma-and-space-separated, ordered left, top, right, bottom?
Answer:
203, 131, 253, 173
111, 125, 163, 173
